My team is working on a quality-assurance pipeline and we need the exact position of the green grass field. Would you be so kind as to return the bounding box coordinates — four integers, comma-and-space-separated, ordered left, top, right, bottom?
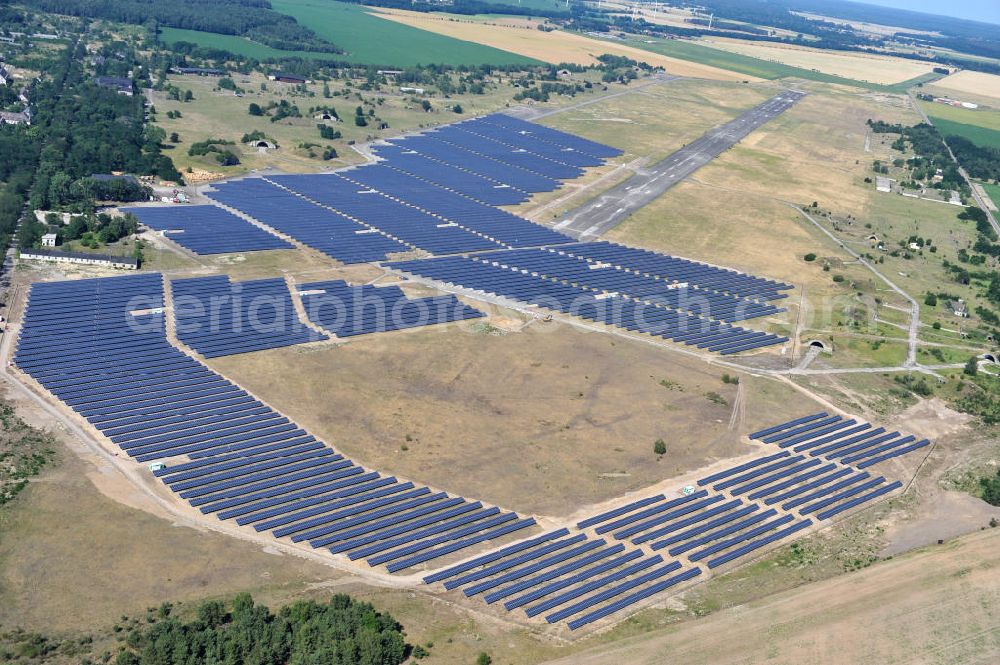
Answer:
617, 38, 939, 92
922, 103, 1000, 149
272, 0, 539, 66
477, 0, 567, 12
162, 1, 540, 67
983, 182, 1000, 209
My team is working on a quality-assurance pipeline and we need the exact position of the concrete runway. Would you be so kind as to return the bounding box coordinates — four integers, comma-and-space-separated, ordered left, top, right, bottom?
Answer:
554, 89, 807, 240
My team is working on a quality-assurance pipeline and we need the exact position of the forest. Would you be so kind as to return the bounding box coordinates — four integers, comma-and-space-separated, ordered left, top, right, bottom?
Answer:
24, 0, 343, 53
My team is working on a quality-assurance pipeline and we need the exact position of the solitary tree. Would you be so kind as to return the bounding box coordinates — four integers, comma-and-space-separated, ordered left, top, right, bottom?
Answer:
654, 439, 666, 456
964, 356, 979, 376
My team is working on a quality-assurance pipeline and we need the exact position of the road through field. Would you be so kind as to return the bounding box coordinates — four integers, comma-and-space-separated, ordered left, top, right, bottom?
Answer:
554, 90, 807, 239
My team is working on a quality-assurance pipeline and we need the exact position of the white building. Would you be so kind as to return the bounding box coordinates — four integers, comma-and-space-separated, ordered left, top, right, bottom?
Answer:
19, 248, 138, 270
41, 233, 57, 247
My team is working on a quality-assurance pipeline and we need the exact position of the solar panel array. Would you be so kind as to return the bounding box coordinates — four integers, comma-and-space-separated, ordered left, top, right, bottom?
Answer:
371, 114, 621, 205
192, 113, 629, 262
298, 279, 484, 337
336, 166, 573, 249
386, 254, 788, 355
172, 275, 326, 357
14, 274, 537, 573
122, 205, 293, 255
425, 528, 701, 631
208, 178, 411, 264
425, 411, 929, 630
748, 412, 932, 469
265, 173, 504, 256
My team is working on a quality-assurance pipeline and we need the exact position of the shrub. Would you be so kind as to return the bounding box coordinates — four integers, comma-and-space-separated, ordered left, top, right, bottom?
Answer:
654, 439, 666, 455
803, 253, 816, 262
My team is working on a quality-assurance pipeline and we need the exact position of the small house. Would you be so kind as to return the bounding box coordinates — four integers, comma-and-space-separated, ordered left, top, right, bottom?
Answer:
41, 233, 57, 247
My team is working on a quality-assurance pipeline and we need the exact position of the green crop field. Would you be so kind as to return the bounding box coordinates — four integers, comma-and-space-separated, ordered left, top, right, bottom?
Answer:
923, 103, 1000, 149
618, 38, 939, 92
161, 1, 540, 67
271, 0, 539, 66
983, 182, 1000, 210
477, 0, 567, 12
930, 117, 1000, 148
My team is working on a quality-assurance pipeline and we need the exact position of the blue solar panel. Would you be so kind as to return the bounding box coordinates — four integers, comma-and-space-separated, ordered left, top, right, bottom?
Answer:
298, 279, 483, 337
123, 205, 292, 255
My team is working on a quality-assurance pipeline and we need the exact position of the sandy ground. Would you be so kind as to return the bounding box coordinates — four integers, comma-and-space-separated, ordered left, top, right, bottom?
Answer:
927, 70, 1000, 105
703, 38, 935, 84
371, 8, 755, 81
545, 527, 1000, 664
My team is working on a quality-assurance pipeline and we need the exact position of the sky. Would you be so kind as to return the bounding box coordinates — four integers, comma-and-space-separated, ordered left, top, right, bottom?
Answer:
858, 0, 1000, 26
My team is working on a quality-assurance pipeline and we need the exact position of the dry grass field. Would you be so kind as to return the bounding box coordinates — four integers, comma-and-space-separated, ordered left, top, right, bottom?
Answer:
209, 320, 816, 517
702, 38, 936, 84
371, 8, 755, 80
926, 70, 1000, 106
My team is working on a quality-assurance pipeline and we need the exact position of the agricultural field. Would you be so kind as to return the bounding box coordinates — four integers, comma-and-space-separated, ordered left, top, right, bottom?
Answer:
983, 182, 1000, 210
370, 8, 751, 79
921, 102, 1000, 149
163, 0, 541, 67
700, 38, 937, 86
926, 69, 1000, 106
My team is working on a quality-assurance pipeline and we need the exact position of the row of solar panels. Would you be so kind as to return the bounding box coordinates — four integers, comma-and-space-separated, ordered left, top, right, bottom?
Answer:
749, 412, 931, 468
123, 205, 292, 255
298, 279, 484, 337
464, 248, 783, 323
541, 241, 792, 302
172, 275, 326, 358
425, 529, 703, 631
14, 273, 538, 573
386, 256, 787, 355
376, 113, 620, 204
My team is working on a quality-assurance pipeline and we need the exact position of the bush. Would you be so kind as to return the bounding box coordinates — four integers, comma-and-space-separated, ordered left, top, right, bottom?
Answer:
925, 293, 938, 306
653, 439, 666, 455
476, 654, 492, 665
832, 274, 845, 283
803, 253, 817, 262
980, 470, 1000, 506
